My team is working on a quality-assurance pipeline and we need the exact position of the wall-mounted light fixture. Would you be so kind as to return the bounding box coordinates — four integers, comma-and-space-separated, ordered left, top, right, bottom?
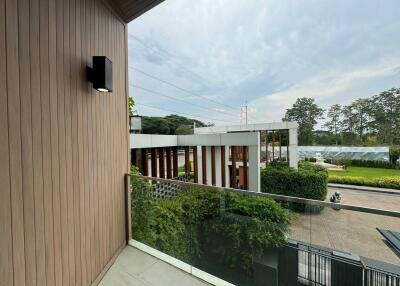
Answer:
87, 56, 113, 93
130, 115, 142, 134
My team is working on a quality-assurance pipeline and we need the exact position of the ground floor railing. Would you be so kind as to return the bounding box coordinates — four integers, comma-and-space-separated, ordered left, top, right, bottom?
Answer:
128, 174, 400, 286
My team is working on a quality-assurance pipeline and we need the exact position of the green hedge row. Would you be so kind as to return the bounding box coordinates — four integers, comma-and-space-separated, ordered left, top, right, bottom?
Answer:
329, 176, 400, 190
261, 161, 328, 201
324, 158, 399, 169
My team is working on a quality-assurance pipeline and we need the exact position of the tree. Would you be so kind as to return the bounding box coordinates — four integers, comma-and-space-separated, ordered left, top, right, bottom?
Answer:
324, 104, 342, 145
128, 97, 135, 116
141, 114, 207, 135
368, 88, 400, 145
283, 98, 324, 145
175, 125, 193, 135
351, 98, 371, 142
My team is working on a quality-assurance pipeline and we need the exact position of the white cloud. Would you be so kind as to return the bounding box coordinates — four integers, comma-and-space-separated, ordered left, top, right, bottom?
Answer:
128, 0, 400, 125
248, 58, 400, 122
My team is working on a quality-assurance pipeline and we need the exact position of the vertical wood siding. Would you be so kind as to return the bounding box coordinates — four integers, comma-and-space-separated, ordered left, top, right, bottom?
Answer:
0, 0, 129, 285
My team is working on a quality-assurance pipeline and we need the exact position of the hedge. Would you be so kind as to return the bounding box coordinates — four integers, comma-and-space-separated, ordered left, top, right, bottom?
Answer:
329, 175, 400, 190
261, 161, 328, 201
324, 158, 399, 169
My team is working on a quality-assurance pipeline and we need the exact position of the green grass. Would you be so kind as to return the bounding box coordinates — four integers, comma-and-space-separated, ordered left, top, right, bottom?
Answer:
329, 166, 400, 179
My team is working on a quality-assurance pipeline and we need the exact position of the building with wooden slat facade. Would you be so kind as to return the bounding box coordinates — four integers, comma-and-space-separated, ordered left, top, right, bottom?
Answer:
0, 0, 163, 285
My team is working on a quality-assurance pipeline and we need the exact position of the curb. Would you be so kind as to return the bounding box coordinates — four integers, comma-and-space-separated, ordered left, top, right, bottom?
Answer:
328, 183, 400, 195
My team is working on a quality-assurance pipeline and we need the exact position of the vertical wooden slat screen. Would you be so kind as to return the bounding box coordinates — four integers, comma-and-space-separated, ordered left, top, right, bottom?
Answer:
184, 146, 190, 174
193, 146, 198, 183
231, 146, 237, 188
202, 146, 207, 184
272, 130, 275, 161
243, 146, 248, 190
0, 0, 129, 285
211, 146, 216, 186
221, 146, 226, 187
172, 147, 178, 177
286, 129, 290, 164
151, 148, 158, 177
141, 149, 149, 176
158, 148, 165, 179
166, 147, 172, 179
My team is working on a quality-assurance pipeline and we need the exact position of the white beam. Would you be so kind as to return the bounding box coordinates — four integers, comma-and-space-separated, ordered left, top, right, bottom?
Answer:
194, 122, 298, 134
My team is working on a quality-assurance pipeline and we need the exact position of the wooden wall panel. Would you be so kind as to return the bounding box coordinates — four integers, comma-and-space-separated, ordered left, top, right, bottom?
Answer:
0, 0, 14, 285
0, 0, 129, 285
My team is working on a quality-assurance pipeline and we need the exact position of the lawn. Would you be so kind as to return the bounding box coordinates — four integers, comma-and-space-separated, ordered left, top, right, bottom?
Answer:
329, 166, 400, 179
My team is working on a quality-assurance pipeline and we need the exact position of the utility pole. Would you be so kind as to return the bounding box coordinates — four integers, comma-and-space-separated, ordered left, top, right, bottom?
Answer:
240, 105, 248, 125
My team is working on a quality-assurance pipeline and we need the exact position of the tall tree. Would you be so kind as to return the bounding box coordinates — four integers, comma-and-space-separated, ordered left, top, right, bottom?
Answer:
324, 104, 342, 145
283, 97, 324, 145
368, 88, 400, 145
351, 98, 371, 142
340, 105, 359, 145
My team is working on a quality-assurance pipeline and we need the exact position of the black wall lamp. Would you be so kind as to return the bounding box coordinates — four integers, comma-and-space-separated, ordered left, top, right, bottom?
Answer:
87, 56, 113, 93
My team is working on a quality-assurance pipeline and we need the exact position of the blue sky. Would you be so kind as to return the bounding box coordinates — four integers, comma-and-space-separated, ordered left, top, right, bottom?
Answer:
128, 0, 400, 126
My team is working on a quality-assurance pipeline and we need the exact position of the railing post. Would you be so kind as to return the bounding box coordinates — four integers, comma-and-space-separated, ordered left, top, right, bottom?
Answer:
125, 174, 132, 243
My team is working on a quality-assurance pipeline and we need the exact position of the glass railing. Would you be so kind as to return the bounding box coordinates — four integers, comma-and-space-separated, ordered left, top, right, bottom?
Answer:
130, 174, 400, 286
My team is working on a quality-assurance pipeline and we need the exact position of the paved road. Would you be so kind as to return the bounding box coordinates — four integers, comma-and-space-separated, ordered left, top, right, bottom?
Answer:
327, 186, 400, 212
290, 186, 400, 266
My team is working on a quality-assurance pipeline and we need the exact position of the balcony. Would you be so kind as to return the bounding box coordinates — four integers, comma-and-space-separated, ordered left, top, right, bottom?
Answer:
99, 246, 210, 286
117, 174, 400, 286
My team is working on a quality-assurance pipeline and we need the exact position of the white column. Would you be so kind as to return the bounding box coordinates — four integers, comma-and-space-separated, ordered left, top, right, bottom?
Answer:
249, 145, 261, 192
197, 146, 203, 183
206, 146, 212, 185
289, 128, 298, 169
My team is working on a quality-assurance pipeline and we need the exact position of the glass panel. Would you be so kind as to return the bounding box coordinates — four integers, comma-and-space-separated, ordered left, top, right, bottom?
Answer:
131, 176, 193, 264
130, 175, 400, 286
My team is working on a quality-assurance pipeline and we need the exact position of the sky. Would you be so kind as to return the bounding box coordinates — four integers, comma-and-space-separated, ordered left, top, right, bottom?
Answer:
128, 0, 400, 126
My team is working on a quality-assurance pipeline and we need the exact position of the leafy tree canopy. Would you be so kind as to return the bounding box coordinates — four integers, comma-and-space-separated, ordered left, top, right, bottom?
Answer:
283, 97, 324, 145
141, 114, 208, 135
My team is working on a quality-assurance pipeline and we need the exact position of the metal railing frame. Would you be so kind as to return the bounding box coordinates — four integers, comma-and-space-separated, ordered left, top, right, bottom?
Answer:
128, 173, 400, 285
129, 174, 400, 218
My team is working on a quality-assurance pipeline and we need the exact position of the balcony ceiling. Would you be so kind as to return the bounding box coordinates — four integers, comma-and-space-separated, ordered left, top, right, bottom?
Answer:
108, 0, 164, 23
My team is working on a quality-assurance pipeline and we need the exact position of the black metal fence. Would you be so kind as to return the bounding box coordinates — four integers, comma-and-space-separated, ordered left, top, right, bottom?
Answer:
287, 242, 400, 286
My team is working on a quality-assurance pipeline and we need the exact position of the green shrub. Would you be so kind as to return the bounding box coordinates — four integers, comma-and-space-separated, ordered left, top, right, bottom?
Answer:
323, 158, 398, 169
350, 159, 398, 169
201, 192, 292, 272
329, 175, 400, 190
261, 162, 328, 201
337, 158, 352, 167
131, 188, 191, 261
131, 180, 293, 273
390, 147, 400, 165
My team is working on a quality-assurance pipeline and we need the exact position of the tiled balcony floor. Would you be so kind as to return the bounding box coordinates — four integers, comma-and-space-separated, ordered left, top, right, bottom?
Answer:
99, 246, 211, 286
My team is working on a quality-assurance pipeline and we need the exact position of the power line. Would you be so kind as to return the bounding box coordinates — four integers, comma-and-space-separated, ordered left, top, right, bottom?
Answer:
130, 84, 240, 119
129, 66, 241, 112
128, 34, 212, 86
135, 102, 238, 124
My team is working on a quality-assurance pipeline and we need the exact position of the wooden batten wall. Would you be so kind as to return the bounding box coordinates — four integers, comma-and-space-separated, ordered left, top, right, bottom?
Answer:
0, 0, 129, 285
